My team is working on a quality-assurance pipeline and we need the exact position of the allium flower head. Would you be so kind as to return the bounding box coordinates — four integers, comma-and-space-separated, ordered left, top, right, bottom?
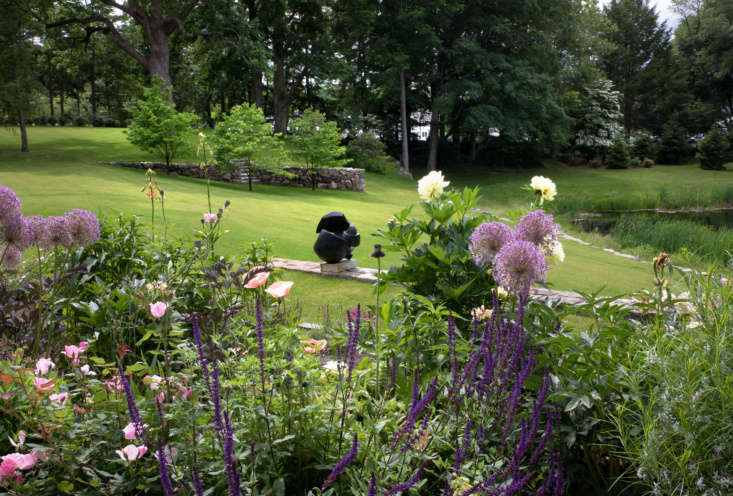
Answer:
493, 240, 548, 297
203, 212, 218, 223
65, 209, 101, 248
530, 176, 557, 202
2, 212, 30, 250
23, 216, 49, 248
469, 221, 514, 266
2, 245, 21, 269
0, 186, 21, 224
513, 210, 558, 250
417, 171, 450, 201
46, 216, 72, 248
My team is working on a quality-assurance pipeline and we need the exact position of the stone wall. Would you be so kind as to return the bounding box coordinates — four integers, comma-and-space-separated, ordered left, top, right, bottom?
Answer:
100, 161, 366, 192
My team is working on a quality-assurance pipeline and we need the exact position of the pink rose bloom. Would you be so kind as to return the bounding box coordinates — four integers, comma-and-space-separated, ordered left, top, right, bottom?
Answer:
203, 212, 218, 223
301, 339, 327, 354
264, 281, 294, 299
143, 375, 165, 390
0, 457, 17, 481
79, 364, 96, 376
49, 393, 69, 406
2, 453, 36, 471
35, 358, 55, 375
116, 444, 147, 462
62, 343, 86, 366
243, 271, 270, 289
33, 377, 54, 393
149, 301, 168, 319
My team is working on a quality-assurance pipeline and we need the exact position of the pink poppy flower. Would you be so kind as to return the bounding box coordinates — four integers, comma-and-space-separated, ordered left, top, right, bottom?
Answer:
35, 358, 55, 375
116, 444, 147, 462
149, 301, 168, 319
49, 393, 68, 406
33, 377, 54, 393
264, 281, 294, 298
244, 271, 270, 289
301, 339, 327, 354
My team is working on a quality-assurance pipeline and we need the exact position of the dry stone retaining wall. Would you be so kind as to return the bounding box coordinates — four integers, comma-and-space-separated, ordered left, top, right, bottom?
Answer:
100, 161, 366, 192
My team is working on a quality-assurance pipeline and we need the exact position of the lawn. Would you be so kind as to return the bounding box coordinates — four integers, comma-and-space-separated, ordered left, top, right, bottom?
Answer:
2, 127, 729, 318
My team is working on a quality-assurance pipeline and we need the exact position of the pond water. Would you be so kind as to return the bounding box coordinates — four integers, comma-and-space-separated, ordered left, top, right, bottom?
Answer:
574, 209, 733, 234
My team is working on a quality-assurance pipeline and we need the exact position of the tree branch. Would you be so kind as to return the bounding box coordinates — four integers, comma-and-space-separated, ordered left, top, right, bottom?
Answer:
96, 0, 136, 19
163, 15, 207, 37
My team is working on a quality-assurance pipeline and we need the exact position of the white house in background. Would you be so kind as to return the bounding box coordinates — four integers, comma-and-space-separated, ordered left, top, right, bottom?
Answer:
396, 111, 432, 141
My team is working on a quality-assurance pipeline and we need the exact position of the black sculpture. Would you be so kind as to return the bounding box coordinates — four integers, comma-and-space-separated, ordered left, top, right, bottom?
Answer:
314, 212, 360, 263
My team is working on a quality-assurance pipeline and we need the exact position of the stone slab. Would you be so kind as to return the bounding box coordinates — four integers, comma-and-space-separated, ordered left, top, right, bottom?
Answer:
272, 257, 381, 283
320, 259, 358, 273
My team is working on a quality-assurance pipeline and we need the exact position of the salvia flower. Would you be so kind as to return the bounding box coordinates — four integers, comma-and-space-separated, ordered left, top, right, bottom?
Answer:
192, 464, 204, 496
469, 221, 514, 266
64, 209, 100, 247
385, 463, 426, 496
493, 240, 548, 297
0, 186, 21, 224
367, 471, 377, 496
321, 433, 358, 490
513, 210, 558, 250
120, 369, 147, 443
156, 438, 176, 495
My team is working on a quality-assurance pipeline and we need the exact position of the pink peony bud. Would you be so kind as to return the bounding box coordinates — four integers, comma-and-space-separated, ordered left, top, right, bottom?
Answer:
149, 301, 168, 319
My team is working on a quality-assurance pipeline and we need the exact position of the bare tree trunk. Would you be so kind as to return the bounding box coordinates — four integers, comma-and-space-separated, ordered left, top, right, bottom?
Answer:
272, 41, 289, 134
19, 109, 28, 152
59, 89, 65, 122
399, 68, 411, 177
427, 83, 440, 171
251, 72, 264, 109
49, 88, 54, 117
90, 43, 97, 121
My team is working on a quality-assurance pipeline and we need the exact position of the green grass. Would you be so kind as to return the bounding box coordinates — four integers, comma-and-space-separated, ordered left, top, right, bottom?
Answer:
3, 127, 730, 315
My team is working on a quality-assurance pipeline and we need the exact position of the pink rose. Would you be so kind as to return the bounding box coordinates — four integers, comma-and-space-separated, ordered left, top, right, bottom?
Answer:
62, 343, 86, 366
264, 281, 294, 299
49, 393, 68, 406
34, 358, 55, 375
116, 444, 147, 462
0, 457, 17, 481
149, 301, 168, 319
2, 453, 36, 471
243, 271, 270, 289
33, 377, 54, 393
122, 423, 137, 440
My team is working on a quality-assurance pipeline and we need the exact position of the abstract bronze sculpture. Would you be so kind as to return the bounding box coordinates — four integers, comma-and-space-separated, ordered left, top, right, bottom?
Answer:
313, 212, 360, 263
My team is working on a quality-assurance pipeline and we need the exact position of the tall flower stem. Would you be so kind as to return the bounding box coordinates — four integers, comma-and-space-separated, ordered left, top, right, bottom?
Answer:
33, 245, 45, 356
375, 256, 382, 398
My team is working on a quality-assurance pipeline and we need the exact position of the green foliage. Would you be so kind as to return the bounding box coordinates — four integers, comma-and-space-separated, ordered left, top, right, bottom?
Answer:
210, 103, 286, 186
287, 109, 350, 190
125, 78, 197, 166
606, 135, 631, 169
375, 185, 495, 318
657, 123, 691, 164
346, 133, 390, 174
632, 132, 657, 160
564, 79, 623, 159
696, 125, 729, 170
642, 157, 654, 168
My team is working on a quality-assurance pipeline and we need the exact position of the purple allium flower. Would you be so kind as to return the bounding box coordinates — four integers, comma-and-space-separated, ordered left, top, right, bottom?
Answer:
157, 437, 176, 496
322, 433, 358, 491
2, 245, 21, 268
1, 212, 28, 249
0, 186, 21, 224
192, 464, 204, 496
385, 463, 425, 496
469, 221, 514, 266
23, 216, 49, 249
46, 215, 72, 248
65, 209, 101, 248
513, 210, 558, 250
493, 240, 548, 297
367, 471, 377, 496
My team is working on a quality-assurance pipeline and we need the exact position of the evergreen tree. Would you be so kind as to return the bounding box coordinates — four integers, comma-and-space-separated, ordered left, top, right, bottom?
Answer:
697, 125, 729, 170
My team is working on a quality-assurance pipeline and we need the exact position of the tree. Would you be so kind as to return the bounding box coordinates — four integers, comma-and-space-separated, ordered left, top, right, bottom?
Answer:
210, 103, 285, 191
288, 109, 350, 190
126, 78, 197, 166
606, 135, 631, 168
0, 0, 42, 152
697, 125, 729, 170
564, 79, 623, 160
49, 0, 204, 88
601, 0, 670, 132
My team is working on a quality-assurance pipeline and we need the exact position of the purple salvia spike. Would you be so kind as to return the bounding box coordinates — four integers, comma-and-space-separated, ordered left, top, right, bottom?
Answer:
367, 471, 377, 496
321, 433, 358, 490
384, 462, 426, 496
119, 367, 148, 445
223, 411, 241, 496
461, 468, 503, 496
552, 451, 564, 496
211, 364, 224, 441
157, 437, 176, 495
529, 416, 554, 466
192, 463, 204, 496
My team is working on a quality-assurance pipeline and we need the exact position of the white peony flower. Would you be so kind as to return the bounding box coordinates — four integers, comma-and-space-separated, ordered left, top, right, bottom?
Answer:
544, 240, 565, 265
417, 171, 450, 201
530, 176, 557, 202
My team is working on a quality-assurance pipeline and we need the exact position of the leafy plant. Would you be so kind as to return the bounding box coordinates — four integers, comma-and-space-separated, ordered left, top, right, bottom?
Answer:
605, 135, 630, 169
125, 78, 197, 167
346, 134, 390, 174
696, 124, 729, 170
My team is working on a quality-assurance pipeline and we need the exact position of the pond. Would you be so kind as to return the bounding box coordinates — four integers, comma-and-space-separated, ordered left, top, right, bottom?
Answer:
574, 208, 733, 234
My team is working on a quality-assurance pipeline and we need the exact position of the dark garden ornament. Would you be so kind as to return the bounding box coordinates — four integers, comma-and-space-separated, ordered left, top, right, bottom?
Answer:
313, 212, 360, 263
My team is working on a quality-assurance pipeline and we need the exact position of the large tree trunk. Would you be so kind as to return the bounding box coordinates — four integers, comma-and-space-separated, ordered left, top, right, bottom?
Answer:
426, 83, 440, 171
19, 109, 28, 152
59, 89, 65, 122
90, 44, 97, 121
272, 39, 289, 134
49, 88, 54, 117
399, 68, 411, 177
251, 72, 264, 109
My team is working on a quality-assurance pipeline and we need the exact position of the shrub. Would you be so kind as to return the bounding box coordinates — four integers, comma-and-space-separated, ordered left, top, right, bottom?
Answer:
657, 123, 690, 164
629, 157, 641, 167
642, 157, 654, 168
126, 78, 197, 167
632, 132, 657, 161
346, 133, 390, 174
606, 135, 630, 169
696, 125, 729, 170
588, 157, 604, 168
